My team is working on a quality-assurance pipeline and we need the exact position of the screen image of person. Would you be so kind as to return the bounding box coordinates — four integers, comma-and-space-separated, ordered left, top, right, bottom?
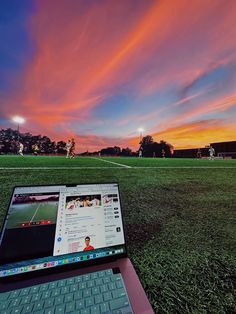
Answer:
83, 236, 94, 251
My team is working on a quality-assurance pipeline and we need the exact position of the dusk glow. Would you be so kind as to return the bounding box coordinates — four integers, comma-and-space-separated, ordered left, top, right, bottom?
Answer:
1, 0, 236, 151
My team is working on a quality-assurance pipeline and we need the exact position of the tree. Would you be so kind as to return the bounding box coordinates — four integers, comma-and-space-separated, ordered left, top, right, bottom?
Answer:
121, 147, 132, 156
56, 141, 67, 154
141, 135, 153, 146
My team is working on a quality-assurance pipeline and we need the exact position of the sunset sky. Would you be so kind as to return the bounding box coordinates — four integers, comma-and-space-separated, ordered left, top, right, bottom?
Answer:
0, 0, 236, 151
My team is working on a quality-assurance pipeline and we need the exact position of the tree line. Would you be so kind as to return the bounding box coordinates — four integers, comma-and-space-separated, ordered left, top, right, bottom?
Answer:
0, 128, 174, 157
0, 128, 67, 154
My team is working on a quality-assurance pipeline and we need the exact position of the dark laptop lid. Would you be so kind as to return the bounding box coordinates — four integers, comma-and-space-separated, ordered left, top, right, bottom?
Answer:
0, 183, 127, 278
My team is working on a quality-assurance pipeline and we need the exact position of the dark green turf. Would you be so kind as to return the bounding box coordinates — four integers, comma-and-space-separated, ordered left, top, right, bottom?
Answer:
102, 156, 236, 167
1, 156, 236, 168
0, 157, 235, 313
0, 156, 116, 168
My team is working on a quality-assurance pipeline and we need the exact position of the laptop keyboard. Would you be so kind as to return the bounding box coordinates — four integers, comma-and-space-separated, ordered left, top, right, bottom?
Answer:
0, 268, 133, 314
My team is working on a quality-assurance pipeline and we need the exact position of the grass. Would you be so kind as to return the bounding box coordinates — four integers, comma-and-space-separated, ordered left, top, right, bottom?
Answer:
0, 156, 236, 313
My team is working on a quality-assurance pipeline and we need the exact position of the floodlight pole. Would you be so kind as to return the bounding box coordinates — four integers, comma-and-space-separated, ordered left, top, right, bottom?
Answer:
139, 131, 143, 143
17, 123, 20, 142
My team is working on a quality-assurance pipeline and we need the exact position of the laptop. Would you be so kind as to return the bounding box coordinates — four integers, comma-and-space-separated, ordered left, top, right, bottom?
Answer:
0, 183, 154, 314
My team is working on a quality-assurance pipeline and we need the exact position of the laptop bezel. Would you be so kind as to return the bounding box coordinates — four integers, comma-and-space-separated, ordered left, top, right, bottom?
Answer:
0, 182, 128, 281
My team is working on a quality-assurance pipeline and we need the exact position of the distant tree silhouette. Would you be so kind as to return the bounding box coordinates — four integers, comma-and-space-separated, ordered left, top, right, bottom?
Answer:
140, 135, 173, 157
0, 128, 66, 155
121, 147, 132, 156
100, 146, 121, 156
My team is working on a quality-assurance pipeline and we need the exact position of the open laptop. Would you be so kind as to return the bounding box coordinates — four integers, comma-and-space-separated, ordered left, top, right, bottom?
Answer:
0, 183, 153, 314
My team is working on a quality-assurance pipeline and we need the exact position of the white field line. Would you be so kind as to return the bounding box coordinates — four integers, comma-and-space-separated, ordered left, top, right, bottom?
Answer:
0, 166, 236, 170
90, 157, 132, 168
30, 204, 41, 222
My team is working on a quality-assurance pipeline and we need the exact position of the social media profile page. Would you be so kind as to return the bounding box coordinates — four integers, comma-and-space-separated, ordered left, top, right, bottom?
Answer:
53, 184, 125, 256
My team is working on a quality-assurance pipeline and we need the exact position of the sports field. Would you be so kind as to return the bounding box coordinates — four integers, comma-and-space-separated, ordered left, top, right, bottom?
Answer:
7, 202, 58, 229
0, 155, 236, 313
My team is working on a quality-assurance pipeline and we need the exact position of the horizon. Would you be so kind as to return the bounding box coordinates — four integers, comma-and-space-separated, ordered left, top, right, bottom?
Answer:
1, 0, 236, 151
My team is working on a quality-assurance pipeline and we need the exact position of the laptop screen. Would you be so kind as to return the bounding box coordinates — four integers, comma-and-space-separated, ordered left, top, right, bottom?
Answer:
0, 183, 126, 277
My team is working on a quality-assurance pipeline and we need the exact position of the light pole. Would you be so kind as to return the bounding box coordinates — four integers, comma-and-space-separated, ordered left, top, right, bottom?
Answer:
12, 116, 25, 142
138, 128, 144, 144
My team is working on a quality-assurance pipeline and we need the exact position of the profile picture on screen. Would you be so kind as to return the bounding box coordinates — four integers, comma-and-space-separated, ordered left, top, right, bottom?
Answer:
83, 236, 94, 251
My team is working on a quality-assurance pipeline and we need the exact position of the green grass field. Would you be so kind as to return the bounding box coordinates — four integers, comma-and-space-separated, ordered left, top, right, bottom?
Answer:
0, 156, 236, 313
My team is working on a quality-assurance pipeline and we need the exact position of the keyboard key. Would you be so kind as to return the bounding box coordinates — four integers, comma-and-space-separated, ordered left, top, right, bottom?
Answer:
10, 290, 20, 298
83, 288, 91, 298
83, 274, 91, 281
19, 288, 30, 297
116, 280, 124, 289
76, 300, 85, 310
61, 286, 69, 294
58, 281, 66, 288
0, 292, 10, 301
111, 274, 122, 282
39, 283, 49, 291
11, 307, 23, 314
31, 292, 41, 302
110, 297, 129, 311
22, 303, 34, 313
91, 272, 98, 280
44, 298, 54, 308
98, 271, 106, 278
85, 296, 94, 307
66, 278, 74, 285
81, 309, 90, 314
79, 282, 86, 290
49, 282, 57, 290
87, 280, 94, 288
65, 301, 75, 313
9, 297, 21, 307
0, 301, 11, 311
64, 292, 73, 303
69, 284, 78, 292
100, 284, 108, 293
108, 282, 116, 290
112, 288, 127, 299
20, 295, 31, 305
100, 302, 110, 313
105, 269, 113, 276
92, 287, 99, 295
54, 295, 64, 305
103, 291, 112, 302
44, 308, 55, 314
95, 278, 103, 286
30, 285, 40, 294
34, 300, 44, 311
73, 290, 82, 300
41, 291, 51, 299
74, 276, 82, 283
95, 294, 103, 304
91, 305, 101, 314
55, 304, 65, 314
51, 288, 61, 297
103, 277, 110, 284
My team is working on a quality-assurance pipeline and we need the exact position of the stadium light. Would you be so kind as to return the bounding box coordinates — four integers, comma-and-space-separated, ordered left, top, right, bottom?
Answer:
12, 116, 25, 142
138, 128, 144, 143
12, 116, 25, 125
